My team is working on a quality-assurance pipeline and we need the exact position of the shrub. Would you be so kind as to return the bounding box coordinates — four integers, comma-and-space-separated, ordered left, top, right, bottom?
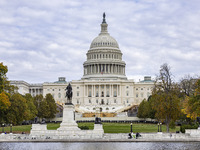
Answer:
79, 126, 89, 130
180, 124, 198, 133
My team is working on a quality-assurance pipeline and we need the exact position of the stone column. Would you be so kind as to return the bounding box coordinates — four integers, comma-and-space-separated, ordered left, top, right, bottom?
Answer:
104, 84, 106, 98
99, 84, 100, 98
92, 85, 94, 97
117, 85, 118, 96
111, 84, 113, 97
119, 85, 121, 96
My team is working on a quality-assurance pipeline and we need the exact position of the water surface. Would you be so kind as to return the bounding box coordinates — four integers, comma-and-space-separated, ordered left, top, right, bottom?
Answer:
1, 142, 200, 150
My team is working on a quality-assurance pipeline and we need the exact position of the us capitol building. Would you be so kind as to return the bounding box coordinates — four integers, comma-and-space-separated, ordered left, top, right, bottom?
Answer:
11, 14, 154, 114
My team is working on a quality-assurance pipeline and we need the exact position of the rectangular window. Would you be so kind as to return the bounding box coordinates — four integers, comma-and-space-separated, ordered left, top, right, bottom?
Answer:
106, 91, 109, 97
88, 91, 91, 97
96, 91, 99, 97
114, 91, 117, 97
77, 92, 79, 96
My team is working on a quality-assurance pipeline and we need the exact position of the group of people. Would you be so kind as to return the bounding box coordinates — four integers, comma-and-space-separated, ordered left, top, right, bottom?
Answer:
128, 132, 141, 139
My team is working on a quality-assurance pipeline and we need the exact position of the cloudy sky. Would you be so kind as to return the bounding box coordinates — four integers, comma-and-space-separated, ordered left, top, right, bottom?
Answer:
0, 0, 200, 83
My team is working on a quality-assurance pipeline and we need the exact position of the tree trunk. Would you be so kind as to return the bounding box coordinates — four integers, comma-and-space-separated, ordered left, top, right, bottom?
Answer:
166, 118, 170, 133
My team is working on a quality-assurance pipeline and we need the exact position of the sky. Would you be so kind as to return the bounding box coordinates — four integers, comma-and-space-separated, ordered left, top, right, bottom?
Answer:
0, 0, 200, 83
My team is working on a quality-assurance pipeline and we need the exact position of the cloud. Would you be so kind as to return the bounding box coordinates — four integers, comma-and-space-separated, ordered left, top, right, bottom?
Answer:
0, 0, 200, 83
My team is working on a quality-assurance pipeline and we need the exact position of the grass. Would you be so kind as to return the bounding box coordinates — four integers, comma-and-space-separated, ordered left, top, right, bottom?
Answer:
1, 123, 180, 134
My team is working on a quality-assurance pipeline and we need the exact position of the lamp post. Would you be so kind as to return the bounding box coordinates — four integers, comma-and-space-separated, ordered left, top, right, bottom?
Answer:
130, 123, 133, 133
2, 123, 4, 133
10, 124, 12, 133
157, 123, 160, 132
160, 123, 162, 132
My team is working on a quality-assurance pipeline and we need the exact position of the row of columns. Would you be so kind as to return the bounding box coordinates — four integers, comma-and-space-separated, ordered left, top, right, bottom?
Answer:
29, 88, 43, 96
87, 53, 122, 60
84, 64, 125, 75
84, 84, 121, 98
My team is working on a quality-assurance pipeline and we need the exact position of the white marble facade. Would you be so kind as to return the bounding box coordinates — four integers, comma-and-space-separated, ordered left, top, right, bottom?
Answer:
71, 14, 154, 113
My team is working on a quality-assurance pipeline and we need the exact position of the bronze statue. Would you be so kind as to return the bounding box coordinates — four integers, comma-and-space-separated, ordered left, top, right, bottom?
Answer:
65, 83, 73, 104
103, 12, 106, 19
102, 12, 106, 23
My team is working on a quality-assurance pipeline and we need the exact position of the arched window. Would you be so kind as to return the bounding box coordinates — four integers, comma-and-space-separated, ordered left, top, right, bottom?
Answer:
126, 91, 129, 96
101, 99, 104, 104
58, 93, 61, 98
101, 91, 104, 97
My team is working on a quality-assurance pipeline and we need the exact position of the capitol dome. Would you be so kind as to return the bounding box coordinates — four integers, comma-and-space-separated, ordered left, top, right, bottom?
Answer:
90, 34, 119, 49
90, 14, 119, 49
82, 13, 127, 80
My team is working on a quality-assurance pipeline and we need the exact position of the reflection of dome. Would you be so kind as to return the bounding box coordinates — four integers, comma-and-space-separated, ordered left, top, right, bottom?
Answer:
90, 34, 119, 49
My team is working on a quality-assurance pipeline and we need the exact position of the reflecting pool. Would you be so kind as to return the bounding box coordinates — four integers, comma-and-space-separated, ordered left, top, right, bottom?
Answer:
1, 142, 200, 150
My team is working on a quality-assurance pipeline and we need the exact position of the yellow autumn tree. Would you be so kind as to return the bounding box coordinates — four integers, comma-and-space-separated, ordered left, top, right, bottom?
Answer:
0, 92, 11, 122
182, 79, 200, 120
151, 63, 181, 132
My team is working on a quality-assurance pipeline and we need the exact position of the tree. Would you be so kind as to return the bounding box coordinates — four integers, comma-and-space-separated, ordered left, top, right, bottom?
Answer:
0, 62, 16, 94
38, 99, 50, 119
152, 63, 181, 132
179, 74, 197, 97
0, 62, 16, 123
182, 79, 200, 120
45, 94, 57, 119
137, 99, 149, 119
6, 93, 29, 125
137, 97, 156, 120
34, 94, 57, 120
33, 94, 43, 109
0, 62, 8, 93
24, 94, 37, 121
0, 92, 11, 123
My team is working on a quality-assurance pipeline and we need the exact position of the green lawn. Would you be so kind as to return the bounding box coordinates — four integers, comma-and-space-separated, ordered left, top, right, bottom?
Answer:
1, 123, 180, 134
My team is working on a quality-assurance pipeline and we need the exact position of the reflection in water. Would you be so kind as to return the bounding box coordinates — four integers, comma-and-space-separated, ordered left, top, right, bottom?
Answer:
0, 142, 200, 150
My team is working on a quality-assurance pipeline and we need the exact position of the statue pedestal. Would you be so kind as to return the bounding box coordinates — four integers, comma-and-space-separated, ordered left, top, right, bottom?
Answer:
57, 104, 80, 131
30, 124, 47, 135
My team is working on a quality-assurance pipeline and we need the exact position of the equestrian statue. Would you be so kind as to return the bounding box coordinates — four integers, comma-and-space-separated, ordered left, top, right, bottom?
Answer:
65, 83, 73, 105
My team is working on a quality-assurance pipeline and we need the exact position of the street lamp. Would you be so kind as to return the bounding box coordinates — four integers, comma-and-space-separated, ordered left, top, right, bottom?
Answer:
2, 123, 4, 133
160, 123, 162, 132
157, 123, 160, 132
130, 123, 133, 133
10, 124, 12, 133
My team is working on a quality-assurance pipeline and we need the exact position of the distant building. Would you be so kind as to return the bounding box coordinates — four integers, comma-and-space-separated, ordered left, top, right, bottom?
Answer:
10, 14, 155, 114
